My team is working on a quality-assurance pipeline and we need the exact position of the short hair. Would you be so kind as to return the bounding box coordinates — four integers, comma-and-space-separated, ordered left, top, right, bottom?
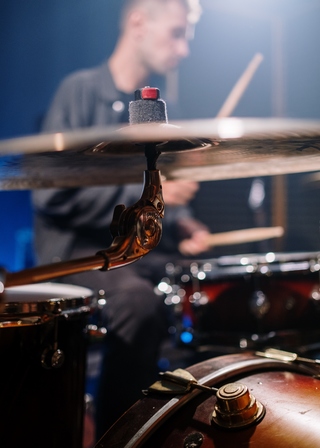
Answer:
120, 0, 202, 30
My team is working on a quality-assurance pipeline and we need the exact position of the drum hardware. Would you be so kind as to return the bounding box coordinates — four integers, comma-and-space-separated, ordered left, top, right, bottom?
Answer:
256, 348, 320, 370
41, 346, 65, 369
1, 88, 169, 292
211, 382, 265, 429
183, 433, 204, 448
1, 158, 164, 289
249, 289, 270, 319
148, 369, 266, 430
41, 312, 65, 369
152, 369, 219, 395
96, 353, 320, 448
85, 324, 107, 343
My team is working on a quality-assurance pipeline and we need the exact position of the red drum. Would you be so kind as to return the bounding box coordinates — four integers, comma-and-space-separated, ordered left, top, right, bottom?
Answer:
0, 283, 94, 448
95, 352, 320, 448
159, 252, 320, 352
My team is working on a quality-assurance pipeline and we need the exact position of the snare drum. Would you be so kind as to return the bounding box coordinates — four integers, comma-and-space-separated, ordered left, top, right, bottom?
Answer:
0, 282, 94, 448
160, 252, 320, 353
96, 352, 320, 448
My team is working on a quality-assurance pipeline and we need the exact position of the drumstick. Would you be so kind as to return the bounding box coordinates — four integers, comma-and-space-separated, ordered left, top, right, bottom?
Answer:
217, 52, 264, 118
206, 226, 284, 248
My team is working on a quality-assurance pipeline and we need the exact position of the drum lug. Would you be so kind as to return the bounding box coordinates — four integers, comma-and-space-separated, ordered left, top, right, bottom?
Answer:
250, 289, 270, 318
41, 317, 65, 369
41, 346, 65, 369
184, 432, 204, 447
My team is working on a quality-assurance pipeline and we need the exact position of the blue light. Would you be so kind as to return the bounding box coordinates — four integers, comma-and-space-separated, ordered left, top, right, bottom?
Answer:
182, 315, 193, 328
180, 331, 193, 344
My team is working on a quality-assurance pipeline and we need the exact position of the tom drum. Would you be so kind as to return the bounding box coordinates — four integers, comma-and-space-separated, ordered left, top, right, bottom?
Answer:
0, 282, 94, 448
159, 252, 320, 353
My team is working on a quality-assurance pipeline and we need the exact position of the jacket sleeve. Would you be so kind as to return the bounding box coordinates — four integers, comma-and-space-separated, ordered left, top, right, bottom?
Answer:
32, 69, 135, 229
41, 71, 97, 132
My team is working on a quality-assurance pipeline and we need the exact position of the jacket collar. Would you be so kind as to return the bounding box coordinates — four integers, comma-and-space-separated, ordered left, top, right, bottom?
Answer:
97, 59, 121, 103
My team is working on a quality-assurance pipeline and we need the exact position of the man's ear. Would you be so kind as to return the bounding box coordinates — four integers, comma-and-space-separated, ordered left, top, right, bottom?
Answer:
126, 9, 149, 38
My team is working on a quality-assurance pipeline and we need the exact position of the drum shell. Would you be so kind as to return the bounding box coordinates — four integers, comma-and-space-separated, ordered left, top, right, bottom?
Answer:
0, 283, 93, 448
97, 352, 320, 448
166, 252, 320, 351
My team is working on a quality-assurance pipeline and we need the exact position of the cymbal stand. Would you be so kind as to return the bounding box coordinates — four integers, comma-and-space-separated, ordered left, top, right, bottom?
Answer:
2, 87, 167, 292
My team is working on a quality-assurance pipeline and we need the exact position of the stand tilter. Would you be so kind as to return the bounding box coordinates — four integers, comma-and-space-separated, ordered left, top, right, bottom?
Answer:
1, 87, 167, 294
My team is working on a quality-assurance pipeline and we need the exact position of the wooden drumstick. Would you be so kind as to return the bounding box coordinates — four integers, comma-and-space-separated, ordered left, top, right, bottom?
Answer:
206, 226, 284, 248
217, 52, 264, 118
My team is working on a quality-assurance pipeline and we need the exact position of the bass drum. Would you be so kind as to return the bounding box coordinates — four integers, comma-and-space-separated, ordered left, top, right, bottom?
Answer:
96, 352, 320, 448
0, 282, 94, 448
160, 252, 320, 353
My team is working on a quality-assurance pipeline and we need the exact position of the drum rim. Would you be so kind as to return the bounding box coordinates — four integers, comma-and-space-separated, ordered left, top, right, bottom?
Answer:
1, 282, 94, 316
98, 352, 319, 448
171, 251, 320, 280
178, 251, 320, 266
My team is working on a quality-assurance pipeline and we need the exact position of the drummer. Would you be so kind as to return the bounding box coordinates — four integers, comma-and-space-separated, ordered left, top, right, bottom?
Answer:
32, 0, 210, 441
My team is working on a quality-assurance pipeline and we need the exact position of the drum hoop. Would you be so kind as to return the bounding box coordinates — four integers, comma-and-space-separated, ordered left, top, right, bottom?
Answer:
178, 252, 320, 280
1, 283, 94, 317
120, 356, 318, 448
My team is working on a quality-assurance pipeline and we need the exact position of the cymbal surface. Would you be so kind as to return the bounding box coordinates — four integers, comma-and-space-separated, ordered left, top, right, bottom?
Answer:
0, 118, 320, 189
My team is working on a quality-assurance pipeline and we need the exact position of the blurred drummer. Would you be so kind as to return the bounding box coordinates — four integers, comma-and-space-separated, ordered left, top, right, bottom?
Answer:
32, 0, 210, 442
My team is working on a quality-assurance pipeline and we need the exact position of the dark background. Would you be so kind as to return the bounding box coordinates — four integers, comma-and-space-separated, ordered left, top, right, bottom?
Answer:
1, 0, 320, 271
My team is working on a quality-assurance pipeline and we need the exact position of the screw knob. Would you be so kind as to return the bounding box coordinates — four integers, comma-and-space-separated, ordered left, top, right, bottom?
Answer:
212, 382, 265, 429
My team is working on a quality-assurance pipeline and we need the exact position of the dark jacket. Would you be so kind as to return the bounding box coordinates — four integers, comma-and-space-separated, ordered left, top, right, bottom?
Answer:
32, 61, 194, 265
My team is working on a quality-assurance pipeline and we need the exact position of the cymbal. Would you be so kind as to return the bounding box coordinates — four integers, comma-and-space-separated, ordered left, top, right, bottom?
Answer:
0, 117, 320, 189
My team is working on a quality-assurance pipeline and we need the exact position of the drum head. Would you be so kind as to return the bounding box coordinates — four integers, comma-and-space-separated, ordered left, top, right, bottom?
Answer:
1, 282, 94, 318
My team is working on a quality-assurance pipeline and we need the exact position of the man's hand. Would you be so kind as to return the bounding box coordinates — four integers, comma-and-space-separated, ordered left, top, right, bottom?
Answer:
162, 180, 199, 206
178, 229, 211, 256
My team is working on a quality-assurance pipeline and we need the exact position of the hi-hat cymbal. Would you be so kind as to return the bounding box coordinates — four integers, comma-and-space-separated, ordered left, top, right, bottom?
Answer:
0, 117, 320, 189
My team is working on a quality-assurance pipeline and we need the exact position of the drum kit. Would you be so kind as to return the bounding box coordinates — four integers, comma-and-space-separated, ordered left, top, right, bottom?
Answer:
1, 112, 320, 447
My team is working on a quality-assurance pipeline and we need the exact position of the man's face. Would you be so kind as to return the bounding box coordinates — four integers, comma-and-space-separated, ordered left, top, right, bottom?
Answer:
139, 1, 191, 75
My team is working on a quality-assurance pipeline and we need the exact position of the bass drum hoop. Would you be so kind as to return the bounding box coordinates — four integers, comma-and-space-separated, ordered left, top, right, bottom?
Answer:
96, 352, 320, 448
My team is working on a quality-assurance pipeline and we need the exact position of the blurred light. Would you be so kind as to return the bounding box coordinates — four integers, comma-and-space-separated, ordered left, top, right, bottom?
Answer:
182, 315, 193, 327
181, 274, 190, 282
171, 295, 181, 304
180, 331, 193, 344
217, 118, 244, 138
266, 252, 276, 262
248, 178, 265, 210
168, 325, 176, 335
157, 281, 172, 294
239, 338, 248, 348
112, 100, 125, 113
158, 357, 170, 371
